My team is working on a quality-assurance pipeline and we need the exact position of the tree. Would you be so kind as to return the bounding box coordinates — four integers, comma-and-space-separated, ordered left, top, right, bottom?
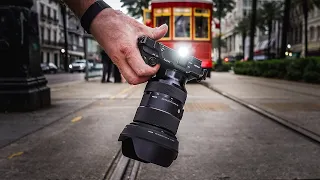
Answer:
293, 0, 320, 57
258, 1, 283, 59
234, 16, 250, 59
212, 0, 236, 66
120, 0, 151, 19
280, 0, 292, 59
248, 0, 257, 61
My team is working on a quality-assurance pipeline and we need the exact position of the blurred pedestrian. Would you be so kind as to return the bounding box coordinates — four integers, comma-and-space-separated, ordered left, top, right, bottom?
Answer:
113, 65, 122, 83
101, 50, 112, 83
62, 0, 168, 85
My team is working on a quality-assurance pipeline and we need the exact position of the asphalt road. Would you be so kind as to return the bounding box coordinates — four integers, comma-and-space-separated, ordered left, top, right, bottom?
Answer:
44, 72, 85, 85
0, 80, 320, 180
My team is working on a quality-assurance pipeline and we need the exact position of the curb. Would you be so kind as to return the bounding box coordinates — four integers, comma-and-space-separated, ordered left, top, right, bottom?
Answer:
201, 81, 320, 144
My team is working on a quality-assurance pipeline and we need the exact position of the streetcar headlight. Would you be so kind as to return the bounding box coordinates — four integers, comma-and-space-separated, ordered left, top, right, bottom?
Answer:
69, 64, 72, 69
178, 47, 189, 57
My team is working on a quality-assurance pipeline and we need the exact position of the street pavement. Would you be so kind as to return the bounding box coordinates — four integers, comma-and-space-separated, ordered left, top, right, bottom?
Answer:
45, 72, 85, 85
205, 72, 320, 139
0, 74, 319, 180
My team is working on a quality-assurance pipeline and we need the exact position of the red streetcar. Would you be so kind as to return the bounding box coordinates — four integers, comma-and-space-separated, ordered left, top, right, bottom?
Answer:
143, 0, 213, 78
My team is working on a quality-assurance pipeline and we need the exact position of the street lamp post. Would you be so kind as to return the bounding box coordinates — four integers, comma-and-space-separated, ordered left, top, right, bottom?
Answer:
0, 0, 51, 112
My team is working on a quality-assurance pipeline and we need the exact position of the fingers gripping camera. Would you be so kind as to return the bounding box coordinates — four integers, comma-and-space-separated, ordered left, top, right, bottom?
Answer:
118, 36, 208, 167
138, 36, 207, 81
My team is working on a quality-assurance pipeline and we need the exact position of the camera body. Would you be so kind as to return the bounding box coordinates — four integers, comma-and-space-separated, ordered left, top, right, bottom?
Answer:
138, 36, 207, 82
118, 36, 207, 167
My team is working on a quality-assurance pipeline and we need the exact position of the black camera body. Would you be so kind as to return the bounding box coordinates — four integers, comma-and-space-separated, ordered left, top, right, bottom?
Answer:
118, 36, 207, 167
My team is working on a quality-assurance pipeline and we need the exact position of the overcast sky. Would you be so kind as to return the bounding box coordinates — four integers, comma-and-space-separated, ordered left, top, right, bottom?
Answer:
104, 1, 127, 13
103, 1, 142, 22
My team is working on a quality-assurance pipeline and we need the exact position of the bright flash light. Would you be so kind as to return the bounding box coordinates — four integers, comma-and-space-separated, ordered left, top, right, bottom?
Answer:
285, 52, 289, 56
61, 49, 65, 53
178, 47, 189, 57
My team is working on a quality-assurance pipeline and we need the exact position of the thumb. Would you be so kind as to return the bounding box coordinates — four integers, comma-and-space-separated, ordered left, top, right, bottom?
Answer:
149, 24, 168, 40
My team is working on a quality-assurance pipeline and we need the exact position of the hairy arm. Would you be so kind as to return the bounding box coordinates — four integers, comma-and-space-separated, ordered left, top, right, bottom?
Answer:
61, 0, 168, 85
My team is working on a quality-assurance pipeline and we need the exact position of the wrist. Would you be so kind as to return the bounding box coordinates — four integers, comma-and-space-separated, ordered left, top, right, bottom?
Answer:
80, 0, 112, 33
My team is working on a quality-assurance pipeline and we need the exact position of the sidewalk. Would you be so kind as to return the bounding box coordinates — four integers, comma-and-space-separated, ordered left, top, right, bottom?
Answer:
205, 72, 320, 137
0, 80, 133, 148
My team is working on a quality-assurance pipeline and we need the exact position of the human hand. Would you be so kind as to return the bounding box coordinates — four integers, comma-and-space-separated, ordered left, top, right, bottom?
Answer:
89, 8, 168, 85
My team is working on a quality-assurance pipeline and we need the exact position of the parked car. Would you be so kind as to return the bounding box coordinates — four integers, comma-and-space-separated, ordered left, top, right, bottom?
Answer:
223, 56, 237, 63
41, 62, 58, 74
68, 59, 93, 73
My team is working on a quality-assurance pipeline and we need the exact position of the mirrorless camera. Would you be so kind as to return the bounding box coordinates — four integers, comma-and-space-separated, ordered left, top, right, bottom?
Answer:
118, 36, 208, 167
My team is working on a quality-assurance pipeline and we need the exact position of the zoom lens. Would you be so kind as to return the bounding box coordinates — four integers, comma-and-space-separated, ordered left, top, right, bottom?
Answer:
118, 71, 187, 167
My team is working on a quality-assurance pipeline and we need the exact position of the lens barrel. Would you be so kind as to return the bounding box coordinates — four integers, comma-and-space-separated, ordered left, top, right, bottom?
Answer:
118, 71, 187, 167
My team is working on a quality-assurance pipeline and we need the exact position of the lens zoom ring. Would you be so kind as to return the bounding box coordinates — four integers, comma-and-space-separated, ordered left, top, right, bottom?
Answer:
133, 106, 180, 134
145, 81, 187, 103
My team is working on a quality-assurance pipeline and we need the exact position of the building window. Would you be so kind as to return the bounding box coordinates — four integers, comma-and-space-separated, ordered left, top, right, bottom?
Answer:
173, 8, 192, 40
54, 9, 57, 20
47, 6, 51, 17
47, 52, 50, 63
53, 30, 57, 43
317, 26, 320, 40
310, 26, 314, 41
40, 26, 44, 43
47, 28, 51, 42
154, 8, 171, 39
40, 4, 44, 16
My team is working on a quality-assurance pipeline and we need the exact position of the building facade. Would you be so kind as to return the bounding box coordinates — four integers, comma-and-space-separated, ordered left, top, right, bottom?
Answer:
31, 0, 100, 70
32, 0, 62, 67
288, 7, 320, 57
219, 0, 282, 60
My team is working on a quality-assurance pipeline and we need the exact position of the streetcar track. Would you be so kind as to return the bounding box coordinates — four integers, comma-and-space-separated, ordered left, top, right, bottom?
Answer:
201, 82, 320, 145
102, 84, 142, 180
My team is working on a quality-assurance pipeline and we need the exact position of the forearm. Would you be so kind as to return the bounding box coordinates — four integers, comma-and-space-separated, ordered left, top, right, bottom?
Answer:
62, 0, 96, 17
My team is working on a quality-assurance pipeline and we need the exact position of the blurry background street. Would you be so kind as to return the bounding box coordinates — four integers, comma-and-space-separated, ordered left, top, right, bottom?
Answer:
1, 0, 320, 179
45, 73, 84, 85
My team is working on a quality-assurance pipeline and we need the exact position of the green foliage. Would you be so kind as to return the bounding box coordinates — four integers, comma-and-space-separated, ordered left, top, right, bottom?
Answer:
120, 0, 151, 19
233, 57, 320, 84
212, 0, 236, 18
213, 63, 232, 72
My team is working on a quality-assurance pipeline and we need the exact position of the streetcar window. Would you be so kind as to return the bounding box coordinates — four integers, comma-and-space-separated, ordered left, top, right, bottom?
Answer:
154, 8, 171, 39
175, 16, 190, 38
174, 8, 192, 39
156, 16, 170, 38
194, 8, 210, 40
195, 16, 209, 38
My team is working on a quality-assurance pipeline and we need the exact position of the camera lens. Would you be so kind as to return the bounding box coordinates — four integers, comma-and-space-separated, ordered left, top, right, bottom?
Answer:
118, 70, 187, 167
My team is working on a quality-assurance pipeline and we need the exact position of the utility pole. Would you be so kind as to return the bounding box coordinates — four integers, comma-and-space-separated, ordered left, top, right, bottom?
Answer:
60, 2, 69, 72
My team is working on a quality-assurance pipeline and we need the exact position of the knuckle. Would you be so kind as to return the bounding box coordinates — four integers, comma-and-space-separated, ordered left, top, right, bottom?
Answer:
136, 68, 146, 76
128, 77, 140, 85
119, 44, 133, 57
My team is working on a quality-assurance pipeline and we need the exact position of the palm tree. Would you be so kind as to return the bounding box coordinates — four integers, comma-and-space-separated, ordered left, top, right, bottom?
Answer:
293, 0, 320, 57
280, 0, 292, 58
120, 0, 151, 19
233, 16, 250, 59
212, 0, 236, 66
258, 1, 283, 59
248, 0, 257, 61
